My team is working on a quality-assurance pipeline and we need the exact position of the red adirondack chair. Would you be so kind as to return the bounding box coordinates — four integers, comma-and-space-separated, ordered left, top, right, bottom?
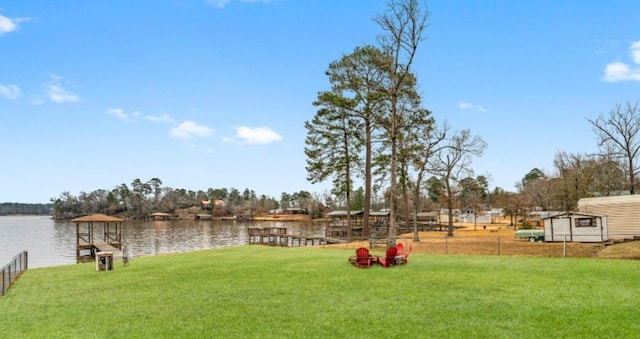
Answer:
395, 243, 410, 264
397, 244, 412, 264
404, 244, 412, 262
352, 247, 373, 268
377, 246, 398, 268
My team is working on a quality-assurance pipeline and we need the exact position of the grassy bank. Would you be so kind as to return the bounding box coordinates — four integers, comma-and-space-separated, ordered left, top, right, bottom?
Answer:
1, 246, 638, 338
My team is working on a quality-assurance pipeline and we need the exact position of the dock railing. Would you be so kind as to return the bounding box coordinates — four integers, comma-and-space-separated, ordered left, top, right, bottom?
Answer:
1, 251, 28, 297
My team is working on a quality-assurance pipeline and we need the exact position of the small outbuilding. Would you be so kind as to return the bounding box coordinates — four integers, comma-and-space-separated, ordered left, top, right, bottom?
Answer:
543, 212, 608, 243
326, 210, 363, 238
370, 211, 391, 227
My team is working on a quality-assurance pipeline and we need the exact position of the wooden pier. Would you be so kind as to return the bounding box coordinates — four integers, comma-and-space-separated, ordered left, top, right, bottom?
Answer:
93, 242, 124, 259
73, 214, 125, 263
247, 227, 344, 247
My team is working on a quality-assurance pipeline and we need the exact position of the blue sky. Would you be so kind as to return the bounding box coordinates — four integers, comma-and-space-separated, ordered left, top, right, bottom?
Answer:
1, 1, 640, 204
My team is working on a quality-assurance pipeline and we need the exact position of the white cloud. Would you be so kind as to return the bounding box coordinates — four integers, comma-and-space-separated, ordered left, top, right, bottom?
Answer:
205, 0, 230, 8
48, 72, 63, 81
0, 15, 17, 34
170, 120, 214, 139
29, 95, 44, 105
602, 40, 640, 82
632, 41, 640, 64
106, 108, 140, 121
236, 126, 282, 144
458, 101, 486, 112
0, 15, 30, 35
48, 85, 79, 103
205, 0, 271, 8
42, 73, 80, 103
0, 15, 29, 35
146, 114, 176, 123
0, 84, 20, 99
602, 62, 640, 82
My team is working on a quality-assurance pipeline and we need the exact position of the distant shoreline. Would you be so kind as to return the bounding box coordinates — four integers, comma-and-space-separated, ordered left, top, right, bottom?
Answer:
0, 214, 52, 217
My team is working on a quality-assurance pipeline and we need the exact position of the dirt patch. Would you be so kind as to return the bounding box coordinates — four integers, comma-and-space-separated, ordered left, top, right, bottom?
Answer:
323, 221, 638, 259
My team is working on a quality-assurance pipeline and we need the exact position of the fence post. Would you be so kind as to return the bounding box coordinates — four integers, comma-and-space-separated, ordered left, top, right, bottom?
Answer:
1, 251, 28, 297
445, 236, 448, 254
8, 259, 12, 290
497, 237, 501, 255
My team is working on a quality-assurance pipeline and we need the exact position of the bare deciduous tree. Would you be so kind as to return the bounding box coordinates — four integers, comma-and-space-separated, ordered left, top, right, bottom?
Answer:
429, 128, 486, 236
408, 121, 447, 241
587, 101, 640, 194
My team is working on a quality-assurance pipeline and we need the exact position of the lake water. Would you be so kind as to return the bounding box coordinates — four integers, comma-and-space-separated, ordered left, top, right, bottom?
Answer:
0, 216, 325, 269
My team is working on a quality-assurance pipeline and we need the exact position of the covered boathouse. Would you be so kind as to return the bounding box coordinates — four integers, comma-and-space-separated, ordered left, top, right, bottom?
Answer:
72, 213, 125, 263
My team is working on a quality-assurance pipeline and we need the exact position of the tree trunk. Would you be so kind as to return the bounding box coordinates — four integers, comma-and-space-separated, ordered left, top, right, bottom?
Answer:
363, 120, 372, 238
446, 177, 454, 237
388, 120, 398, 248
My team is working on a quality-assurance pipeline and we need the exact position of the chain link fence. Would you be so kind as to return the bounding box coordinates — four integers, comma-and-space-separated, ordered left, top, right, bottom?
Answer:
330, 236, 605, 258
1, 251, 28, 297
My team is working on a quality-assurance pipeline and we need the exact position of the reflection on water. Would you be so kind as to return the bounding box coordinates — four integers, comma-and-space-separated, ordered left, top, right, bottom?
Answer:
124, 220, 248, 257
0, 216, 325, 269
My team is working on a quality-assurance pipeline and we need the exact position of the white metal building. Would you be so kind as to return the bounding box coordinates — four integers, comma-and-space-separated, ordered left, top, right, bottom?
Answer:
543, 212, 608, 243
577, 195, 640, 240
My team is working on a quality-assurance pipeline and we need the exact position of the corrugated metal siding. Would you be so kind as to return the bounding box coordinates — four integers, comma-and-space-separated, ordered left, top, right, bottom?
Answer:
578, 195, 640, 239
544, 217, 570, 242
543, 213, 608, 242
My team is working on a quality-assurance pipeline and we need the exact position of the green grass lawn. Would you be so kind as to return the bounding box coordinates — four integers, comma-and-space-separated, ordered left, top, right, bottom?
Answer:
1, 246, 638, 338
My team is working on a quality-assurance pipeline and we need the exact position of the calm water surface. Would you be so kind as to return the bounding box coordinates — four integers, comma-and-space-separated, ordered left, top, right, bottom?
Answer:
0, 216, 325, 268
